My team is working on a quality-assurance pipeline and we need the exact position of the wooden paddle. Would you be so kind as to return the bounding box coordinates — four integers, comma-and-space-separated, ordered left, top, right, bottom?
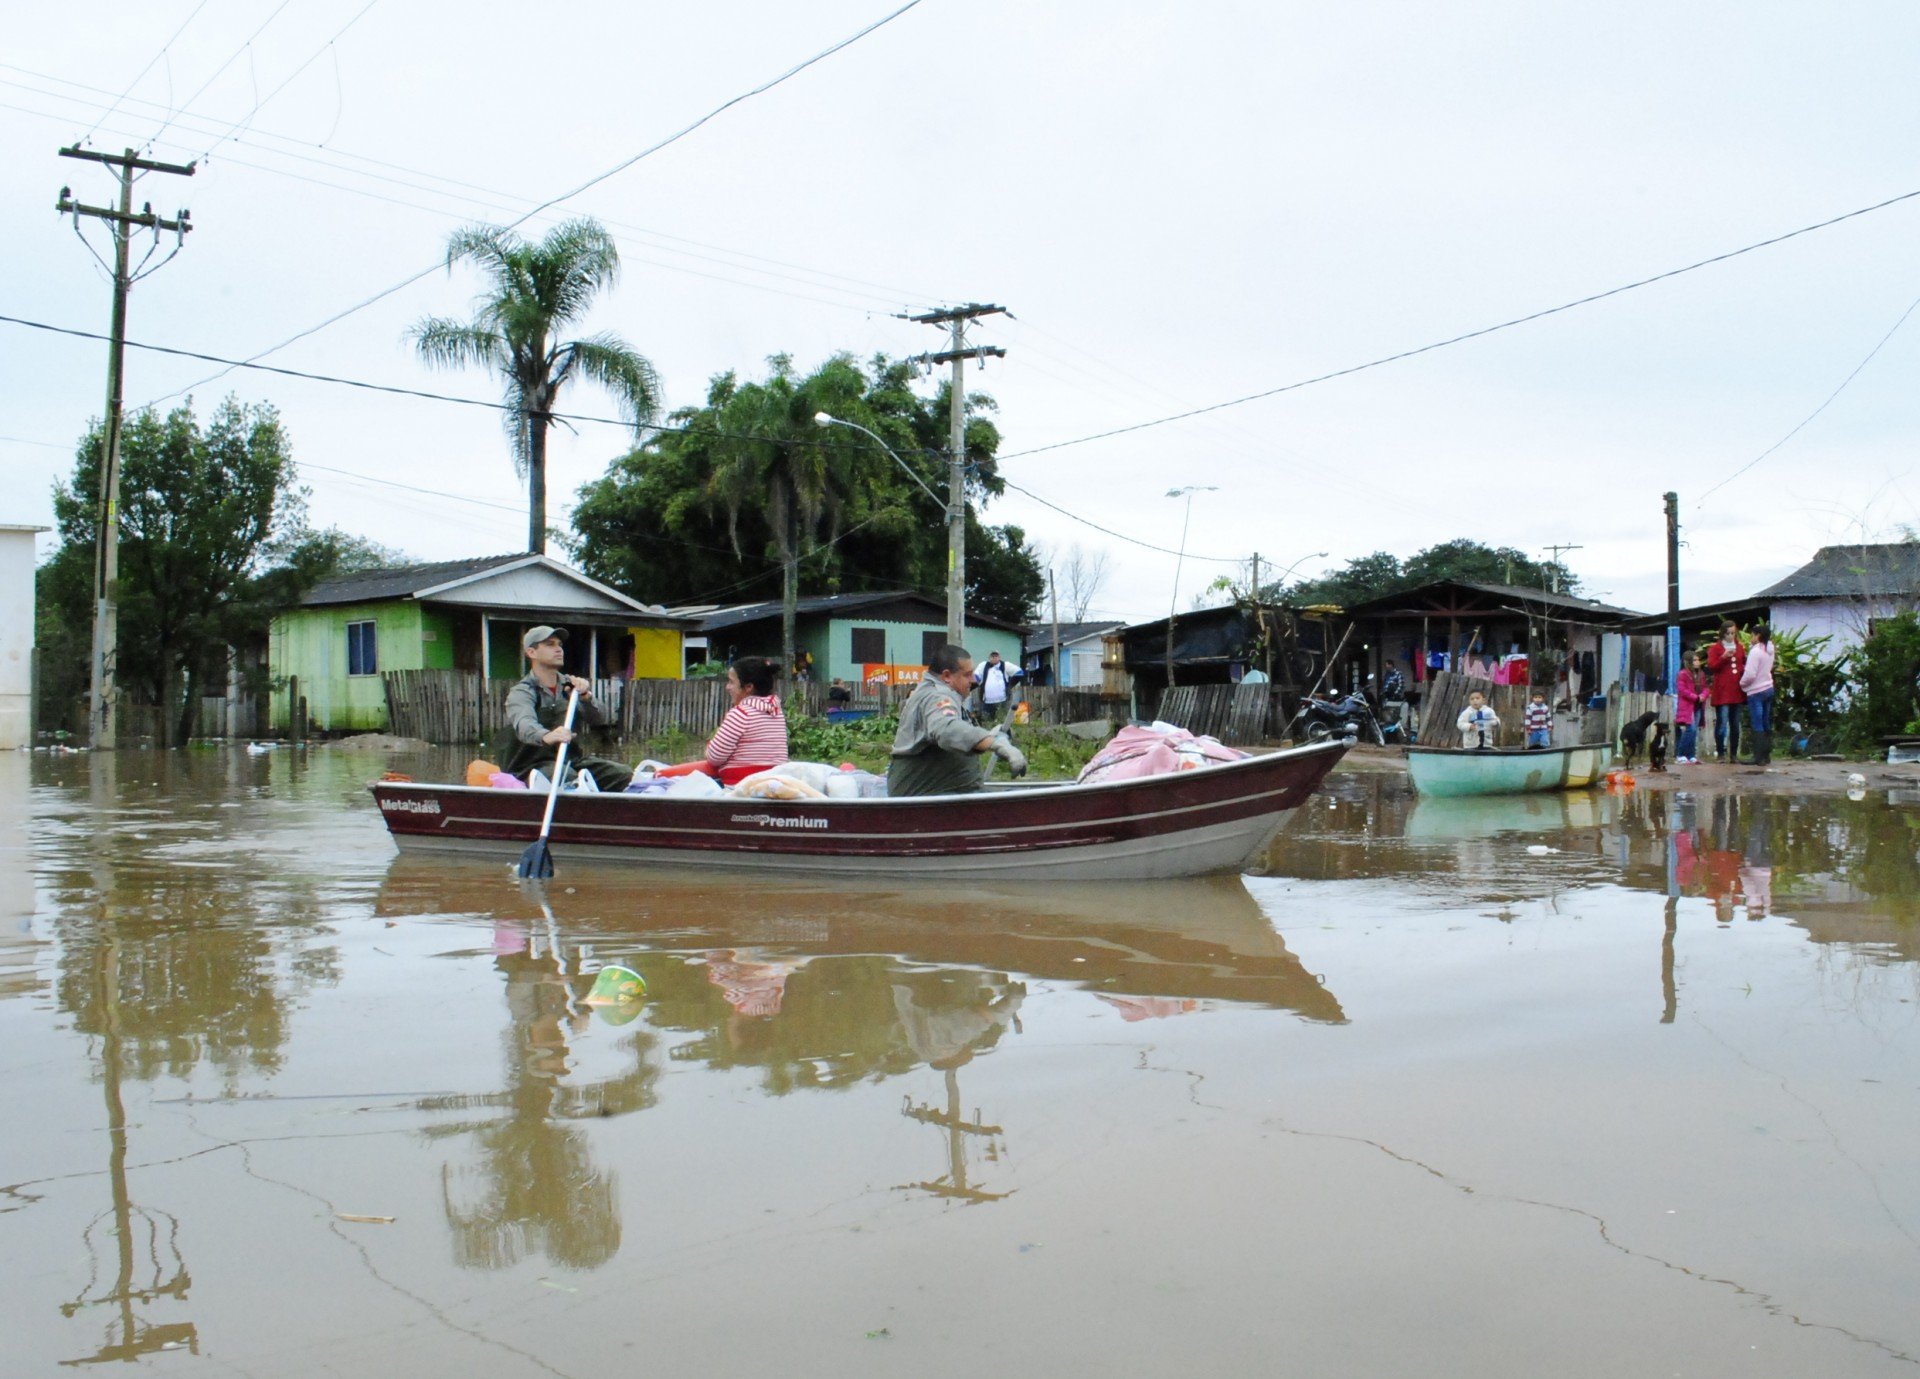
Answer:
516, 689, 580, 880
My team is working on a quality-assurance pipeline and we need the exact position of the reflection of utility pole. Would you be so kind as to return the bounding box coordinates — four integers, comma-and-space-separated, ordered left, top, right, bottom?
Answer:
1660, 898, 1678, 1025
56, 146, 195, 751
904, 304, 1007, 645
899, 1065, 1011, 1205
62, 937, 197, 1365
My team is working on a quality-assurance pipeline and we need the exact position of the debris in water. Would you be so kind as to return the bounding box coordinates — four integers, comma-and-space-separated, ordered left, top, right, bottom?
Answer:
1524, 844, 1559, 855
336, 1213, 395, 1224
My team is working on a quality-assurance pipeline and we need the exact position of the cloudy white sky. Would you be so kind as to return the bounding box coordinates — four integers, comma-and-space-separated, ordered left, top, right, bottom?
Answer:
6, 1, 1918, 623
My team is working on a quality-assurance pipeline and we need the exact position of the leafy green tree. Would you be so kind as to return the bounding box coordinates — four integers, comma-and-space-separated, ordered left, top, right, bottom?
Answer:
1843, 611, 1920, 749
1289, 541, 1579, 608
411, 218, 660, 554
706, 354, 880, 670
46, 398, 307, 745
569, 353, 1044, 641
1768, 627, 1849, 748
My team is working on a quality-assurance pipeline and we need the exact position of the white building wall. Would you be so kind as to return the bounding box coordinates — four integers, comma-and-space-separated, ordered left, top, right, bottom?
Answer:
1767, 596, 1918, 656
0, 526, 48, 749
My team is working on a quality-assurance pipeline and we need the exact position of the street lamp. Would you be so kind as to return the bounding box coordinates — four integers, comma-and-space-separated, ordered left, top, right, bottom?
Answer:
815, 411, 962, 643
1164, 485, 1218, 690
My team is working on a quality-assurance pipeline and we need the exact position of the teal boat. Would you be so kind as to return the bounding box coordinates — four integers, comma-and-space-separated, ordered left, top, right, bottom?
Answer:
1405, 744, 1606, 798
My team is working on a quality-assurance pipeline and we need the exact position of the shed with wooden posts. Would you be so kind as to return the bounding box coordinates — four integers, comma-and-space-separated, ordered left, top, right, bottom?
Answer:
268, 554, 685, 733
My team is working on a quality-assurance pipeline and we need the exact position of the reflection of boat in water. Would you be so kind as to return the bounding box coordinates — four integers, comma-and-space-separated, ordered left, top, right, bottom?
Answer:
375, 859, 1344, 1022
369, 740, 1349, 881
1405, 790, 1615, 839
1406, 744, 1606, 797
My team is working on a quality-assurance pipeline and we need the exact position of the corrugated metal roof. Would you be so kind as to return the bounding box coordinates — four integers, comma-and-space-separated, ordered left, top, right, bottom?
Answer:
1754, 543, 1920, 599
301, 555, 532, 606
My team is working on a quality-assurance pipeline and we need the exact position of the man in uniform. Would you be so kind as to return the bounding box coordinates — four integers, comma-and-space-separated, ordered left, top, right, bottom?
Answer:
888, 644, 1027, 797
502, 626, 634, 791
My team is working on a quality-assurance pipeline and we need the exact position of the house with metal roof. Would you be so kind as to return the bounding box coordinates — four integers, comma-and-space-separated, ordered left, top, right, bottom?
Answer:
1339, 579, 1644, 701
268, 553, 685, 732
1023, 620, 1126, 688
676, 591, 1027, 687
1752, 541, 1920, 653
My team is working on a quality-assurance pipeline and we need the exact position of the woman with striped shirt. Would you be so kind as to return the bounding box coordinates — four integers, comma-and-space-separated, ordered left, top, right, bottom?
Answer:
703, 657, 790, 785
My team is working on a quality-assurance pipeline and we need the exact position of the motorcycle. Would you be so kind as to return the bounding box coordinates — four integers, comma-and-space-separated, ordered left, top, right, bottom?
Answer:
1293, 691, 1387, 746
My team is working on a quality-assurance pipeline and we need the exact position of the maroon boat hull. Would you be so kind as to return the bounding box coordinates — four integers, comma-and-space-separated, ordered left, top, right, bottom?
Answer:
370, 740, 1348, 880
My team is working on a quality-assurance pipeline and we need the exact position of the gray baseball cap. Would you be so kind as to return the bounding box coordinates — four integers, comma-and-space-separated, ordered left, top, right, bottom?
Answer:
522, 625, 568, 650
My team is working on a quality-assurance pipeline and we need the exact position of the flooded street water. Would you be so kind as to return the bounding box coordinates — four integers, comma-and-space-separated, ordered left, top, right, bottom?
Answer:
6, 748, 1919, 1376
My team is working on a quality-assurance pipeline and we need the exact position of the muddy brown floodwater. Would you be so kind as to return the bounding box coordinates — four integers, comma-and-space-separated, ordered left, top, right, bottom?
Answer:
5, 747, 1919, 1376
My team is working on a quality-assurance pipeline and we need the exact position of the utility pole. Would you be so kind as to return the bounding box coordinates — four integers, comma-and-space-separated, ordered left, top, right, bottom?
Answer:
904, 304, 1006, 646
1049, 567, 1061, 689
1663, 492, 1681, 693
57, 146, 195, 750
1543, 542, 1583, 595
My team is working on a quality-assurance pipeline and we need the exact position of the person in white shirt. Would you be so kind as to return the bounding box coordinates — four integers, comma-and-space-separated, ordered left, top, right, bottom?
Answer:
1457, 690, 1499, 749
972, 649, 1022, 723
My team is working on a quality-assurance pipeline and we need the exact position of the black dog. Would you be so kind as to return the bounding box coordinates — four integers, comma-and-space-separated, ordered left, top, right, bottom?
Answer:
1618, 711, 1659, 768
1647, 722, 1669, 773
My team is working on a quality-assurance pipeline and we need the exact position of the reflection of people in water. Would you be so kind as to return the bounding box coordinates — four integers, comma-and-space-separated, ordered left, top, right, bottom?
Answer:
1098, 995, 1203, 1022
1741, 812, 1774, 920
892, 970, 1025, 1068
703, 950, 805, 1018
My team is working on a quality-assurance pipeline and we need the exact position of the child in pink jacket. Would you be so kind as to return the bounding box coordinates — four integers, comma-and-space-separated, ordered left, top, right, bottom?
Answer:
1673, 651, 1709, 764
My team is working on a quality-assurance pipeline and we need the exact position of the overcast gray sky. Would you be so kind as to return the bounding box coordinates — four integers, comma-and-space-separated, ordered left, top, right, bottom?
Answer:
6, 1, 1918, 623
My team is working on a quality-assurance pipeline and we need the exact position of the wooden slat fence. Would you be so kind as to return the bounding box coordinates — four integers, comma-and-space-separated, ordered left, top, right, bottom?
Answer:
1145, 683, 1274, 747
1414, 670, 1533, 749
381, 671, 1119, 745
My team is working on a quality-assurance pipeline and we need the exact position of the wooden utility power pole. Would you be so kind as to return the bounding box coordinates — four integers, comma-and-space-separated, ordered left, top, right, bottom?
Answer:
1049, 568, 1061, 688
905, 304, 1006, 646
1663, 492, 1681, 691
57, 146, 195, 750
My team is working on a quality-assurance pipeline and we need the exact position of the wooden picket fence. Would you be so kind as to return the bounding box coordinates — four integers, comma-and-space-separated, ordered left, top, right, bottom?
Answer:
1152, 684, 1275, 746
1414, 670, 1534, 748
379, 671, 1116, 745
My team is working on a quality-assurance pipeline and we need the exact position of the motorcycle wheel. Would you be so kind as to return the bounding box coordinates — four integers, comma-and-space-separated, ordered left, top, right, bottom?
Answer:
1304, 721, 1334, 744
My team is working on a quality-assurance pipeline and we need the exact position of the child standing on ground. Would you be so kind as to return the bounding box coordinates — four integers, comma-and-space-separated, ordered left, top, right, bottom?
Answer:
1674, 650, 1709, 764
1524, 691, 1552, 749
1458, 690, 1499, 749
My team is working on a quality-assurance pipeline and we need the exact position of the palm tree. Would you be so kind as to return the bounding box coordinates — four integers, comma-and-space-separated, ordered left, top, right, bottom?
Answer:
706, 354, 882, 672
411, 219, 660, 554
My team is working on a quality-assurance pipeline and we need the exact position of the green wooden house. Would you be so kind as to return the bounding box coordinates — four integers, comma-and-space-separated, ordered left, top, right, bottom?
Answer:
268, 554, 685, 732
677, 591, 1028, 688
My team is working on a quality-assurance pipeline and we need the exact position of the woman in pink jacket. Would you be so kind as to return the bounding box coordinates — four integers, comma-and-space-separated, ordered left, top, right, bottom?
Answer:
1673, 650, 1709, 764
1739, 625, 1777, 767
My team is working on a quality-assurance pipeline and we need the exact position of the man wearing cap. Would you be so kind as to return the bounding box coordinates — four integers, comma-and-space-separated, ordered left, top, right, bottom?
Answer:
502, 626, 633, 791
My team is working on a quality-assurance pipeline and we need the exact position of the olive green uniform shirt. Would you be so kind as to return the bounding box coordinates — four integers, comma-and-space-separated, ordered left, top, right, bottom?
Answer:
888, 676, 987, 797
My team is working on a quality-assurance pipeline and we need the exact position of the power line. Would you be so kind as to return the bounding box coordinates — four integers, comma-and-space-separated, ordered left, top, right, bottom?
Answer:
999, 184, 1920, 461
147, 0, 299, 148
3, 61, 941, 303
195, 0, 382, 159
143, 0, 929, 407
0, 311, 945, 454
3, 310, 1238, 569
1696, 288, 1920, 508
7, 86, 913, 314
998, 478, 1242, 564
78, 0, 214, 143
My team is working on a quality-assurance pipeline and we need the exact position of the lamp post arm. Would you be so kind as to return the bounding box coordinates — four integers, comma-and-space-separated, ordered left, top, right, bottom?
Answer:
818, 416, 946, 511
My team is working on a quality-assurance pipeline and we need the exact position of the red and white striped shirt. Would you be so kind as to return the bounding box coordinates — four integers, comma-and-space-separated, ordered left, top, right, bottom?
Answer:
706, 695, 789, 780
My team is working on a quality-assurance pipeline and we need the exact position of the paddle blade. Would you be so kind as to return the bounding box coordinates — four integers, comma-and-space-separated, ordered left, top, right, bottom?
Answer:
515, 839, 554, 880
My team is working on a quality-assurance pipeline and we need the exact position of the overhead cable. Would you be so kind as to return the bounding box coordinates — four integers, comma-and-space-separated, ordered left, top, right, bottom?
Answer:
143, 0, 929, 406
1000, 184, 1920, 461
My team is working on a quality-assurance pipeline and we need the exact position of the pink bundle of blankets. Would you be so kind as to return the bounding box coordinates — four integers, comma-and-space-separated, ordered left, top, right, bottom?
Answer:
1076, 723, 1247, 786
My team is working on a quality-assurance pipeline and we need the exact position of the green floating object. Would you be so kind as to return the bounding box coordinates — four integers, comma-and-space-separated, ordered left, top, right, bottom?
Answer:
592, 1000, 643, 1028
584, 964, 646, 1006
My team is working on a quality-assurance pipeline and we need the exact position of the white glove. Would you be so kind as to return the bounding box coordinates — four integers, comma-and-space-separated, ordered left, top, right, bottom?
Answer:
990, 731, 1028, 778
